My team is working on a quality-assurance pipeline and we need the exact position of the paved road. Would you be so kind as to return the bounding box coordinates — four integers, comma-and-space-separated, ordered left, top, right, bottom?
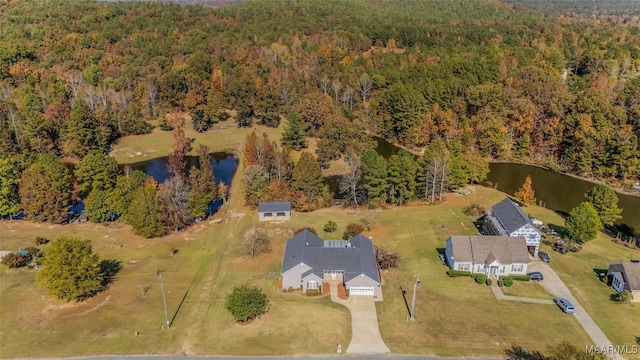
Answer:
528, 262, 623, 360
329, 285, 390, 354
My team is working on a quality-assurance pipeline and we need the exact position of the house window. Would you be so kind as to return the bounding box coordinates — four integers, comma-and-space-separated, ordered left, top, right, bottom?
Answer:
307, 280, 318, 290
458, 263, 469, 271
512, 264, 523, 272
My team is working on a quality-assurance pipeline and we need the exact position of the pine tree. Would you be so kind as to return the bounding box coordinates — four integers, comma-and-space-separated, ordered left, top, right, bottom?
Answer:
62, 100, 107, 159
281, 110, 307, 150
584, 185, 622, 227
361, 149, 388, 205
387, 150, 416, 205
125, 180, 164, 238
74, 150, 120, 197
37, 237, 102, 301
189, 144, 218, 218
291, 152, 327, 210
0, 158, 20, 216
514, 175, 536, 206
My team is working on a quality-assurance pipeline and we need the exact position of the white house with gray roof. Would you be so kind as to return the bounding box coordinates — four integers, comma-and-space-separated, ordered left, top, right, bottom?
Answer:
484, 198, 542, 257
258, 202, 291, 221
280, 230, 381, 297
607, 261, 640, 302
445, 235, 530, 276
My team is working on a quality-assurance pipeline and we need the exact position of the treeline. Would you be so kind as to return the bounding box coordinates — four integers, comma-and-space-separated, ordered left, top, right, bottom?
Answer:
1, 0, 640, 200
242, 130, 488, 209
1, 137, 225, 237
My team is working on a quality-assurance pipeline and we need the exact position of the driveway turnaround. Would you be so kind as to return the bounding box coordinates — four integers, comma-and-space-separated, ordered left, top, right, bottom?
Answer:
528, 262, 623, 360
330, 285, 390, 354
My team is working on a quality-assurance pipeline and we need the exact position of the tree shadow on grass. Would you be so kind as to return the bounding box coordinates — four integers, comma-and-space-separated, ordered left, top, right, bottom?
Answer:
504, 345, 546, 360
99, 259, 122, 287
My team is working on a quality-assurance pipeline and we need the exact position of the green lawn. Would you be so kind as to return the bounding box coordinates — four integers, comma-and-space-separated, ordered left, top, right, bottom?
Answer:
2, 156, 639, 357
501, 281, 555, 300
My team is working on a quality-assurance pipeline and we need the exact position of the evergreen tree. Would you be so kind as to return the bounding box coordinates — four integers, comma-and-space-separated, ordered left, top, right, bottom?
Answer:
291, 152, 327, 210
19, 155, 71, 223
188, 144, 218, 218
242, 165, 269, 208
361, 149, 388, 205
584, 185, 622, 227
37, 237, 102, 301
106, 171, 147, 218
74, 150, 120, 197
387, 150, 417, 205
514, 175, 536, 206
62, 100, 107, 158
125, 180, 164, 238
0, 158, 20, 216
85, 189, 115, 223
225, 284, 270, 322
281, 110, 307, 150
565, 202, 602, 242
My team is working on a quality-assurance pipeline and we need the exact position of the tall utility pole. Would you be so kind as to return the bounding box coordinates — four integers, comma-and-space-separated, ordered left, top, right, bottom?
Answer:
158, 272, 170, 329
410, 275, 420, 320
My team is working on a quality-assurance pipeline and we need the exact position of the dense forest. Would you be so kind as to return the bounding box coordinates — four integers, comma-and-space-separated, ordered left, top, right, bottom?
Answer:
1, 0, 640, 227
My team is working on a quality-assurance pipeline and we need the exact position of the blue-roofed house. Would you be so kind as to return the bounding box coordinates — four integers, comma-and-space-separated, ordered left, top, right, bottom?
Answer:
258, 202, 291, 221
280, 230, 381, 297
484, 198, 542, 257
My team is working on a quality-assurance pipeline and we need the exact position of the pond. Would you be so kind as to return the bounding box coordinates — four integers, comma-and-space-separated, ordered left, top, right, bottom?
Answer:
485, 162, 640, 235
122, 152, 238, 186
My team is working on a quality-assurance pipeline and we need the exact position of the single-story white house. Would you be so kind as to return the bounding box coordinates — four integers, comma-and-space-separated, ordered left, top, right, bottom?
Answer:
258, 202, 291, 221
445, 235, 530, 276
281, 230, 381, 297
607, 261, 640, 302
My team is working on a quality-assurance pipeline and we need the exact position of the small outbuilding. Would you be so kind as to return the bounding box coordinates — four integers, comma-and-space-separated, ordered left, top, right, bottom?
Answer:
258, 202, 291, 221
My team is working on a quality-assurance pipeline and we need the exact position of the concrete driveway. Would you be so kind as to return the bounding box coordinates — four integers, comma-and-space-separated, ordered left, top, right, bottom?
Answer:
330, 285, 390, 354
528, 262, 623, 360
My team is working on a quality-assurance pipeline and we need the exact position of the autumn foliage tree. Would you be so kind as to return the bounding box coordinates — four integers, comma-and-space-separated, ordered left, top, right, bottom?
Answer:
19, 155, 71, 223
514, 175, 536, 206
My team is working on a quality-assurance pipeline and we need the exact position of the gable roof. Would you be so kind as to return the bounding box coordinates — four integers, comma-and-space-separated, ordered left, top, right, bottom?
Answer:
448, 235, 530, 264
608, 262, 640, 291
258, 202, 291, 213
491, 198, 540, 234
280, 230, 380, 284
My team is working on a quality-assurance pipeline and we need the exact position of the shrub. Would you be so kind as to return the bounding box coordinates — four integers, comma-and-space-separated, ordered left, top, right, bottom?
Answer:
282, 288, 287, 293
323, 221, 337, 233
287, 286, 294, 293
473, 274, 487, 284
503, 277, 514, 287
306, 289, 320, 296
1, 253, 31, 268
294, 227, 317, 235
35, 237, 50, 246
446, 270, 471, 277
486, 278, 492, 286
462, 203, 486, 217
511, 275, 531, 281
497, 278, 504, 287
343, 223, 365, 239
375, 246, 400, 269
241, 228, 270, 258
225, 284, 270, 322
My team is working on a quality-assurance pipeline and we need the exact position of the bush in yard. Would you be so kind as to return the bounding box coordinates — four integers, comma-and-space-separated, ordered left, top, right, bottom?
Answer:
502, 277, 514, 287
615, 290, 632, 303
35, 237, 50, 246
1, 253, 31, 268
323, 221, 337, 233
294, 227, 317, 235
225, 284, 270, 322
306, 289, 320, 296
485, 278, 492, 286
446, 270, 471, 277
473, 274, 486, 284
462, 203, 486, 217
343, 223, 365, 239
511, 275, 531, 281
375, 246, 400, 269
497, 277, 504, 287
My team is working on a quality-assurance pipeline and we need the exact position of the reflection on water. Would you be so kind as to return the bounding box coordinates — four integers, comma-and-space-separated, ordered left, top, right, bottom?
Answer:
485, 162, 640, 235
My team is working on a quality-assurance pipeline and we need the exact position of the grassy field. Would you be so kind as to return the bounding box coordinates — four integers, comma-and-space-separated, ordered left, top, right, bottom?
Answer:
3, 123, 640, 357
109, 116, 285, 164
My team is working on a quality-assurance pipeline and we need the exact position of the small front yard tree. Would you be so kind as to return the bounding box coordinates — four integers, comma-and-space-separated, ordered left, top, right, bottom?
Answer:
37, 237, 102, 301
565, 202, 602, 243
225, 284, 270, 322
241, 228, 270, 257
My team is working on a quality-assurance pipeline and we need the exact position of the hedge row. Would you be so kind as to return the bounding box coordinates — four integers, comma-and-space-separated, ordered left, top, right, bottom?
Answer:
447, 270, 471, 277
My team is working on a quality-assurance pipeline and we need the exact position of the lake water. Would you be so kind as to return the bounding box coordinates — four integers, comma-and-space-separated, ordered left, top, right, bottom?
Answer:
485, 162, 640, 235
122, 152, 238, 186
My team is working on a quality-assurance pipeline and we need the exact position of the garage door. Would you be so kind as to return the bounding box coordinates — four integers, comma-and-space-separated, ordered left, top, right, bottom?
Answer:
349, 286, 374, 296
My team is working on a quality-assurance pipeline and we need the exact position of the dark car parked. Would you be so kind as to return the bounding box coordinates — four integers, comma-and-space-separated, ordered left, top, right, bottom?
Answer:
554, 297, 575, 314
539, 251, 551, 263
527, 271, 544, 281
